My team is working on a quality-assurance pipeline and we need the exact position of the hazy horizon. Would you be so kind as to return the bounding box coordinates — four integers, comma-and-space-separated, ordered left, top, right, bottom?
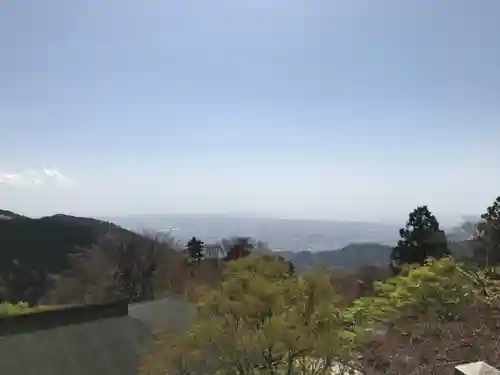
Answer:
104, 211, 475, 228
1, 1, 499, 224
2, 208, 477, 229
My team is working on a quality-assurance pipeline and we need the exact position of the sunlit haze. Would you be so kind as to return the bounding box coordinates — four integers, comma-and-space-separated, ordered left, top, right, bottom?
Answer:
1, 1, 499, 225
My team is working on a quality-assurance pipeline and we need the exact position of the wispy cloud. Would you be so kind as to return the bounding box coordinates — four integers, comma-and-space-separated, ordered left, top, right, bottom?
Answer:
0, 168, 75, 188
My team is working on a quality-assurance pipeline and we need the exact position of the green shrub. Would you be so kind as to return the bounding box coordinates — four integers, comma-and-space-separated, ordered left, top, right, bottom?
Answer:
0, 302, 59, 316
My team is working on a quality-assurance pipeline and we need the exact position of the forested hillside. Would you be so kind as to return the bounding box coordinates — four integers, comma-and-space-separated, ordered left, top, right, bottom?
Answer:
0, 204, 488, 307
0, 213, 134, 273
1, 196, 499, 375
0, 211, 393, 305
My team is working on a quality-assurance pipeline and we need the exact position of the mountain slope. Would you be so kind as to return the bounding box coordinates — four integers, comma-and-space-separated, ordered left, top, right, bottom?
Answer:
0, 209, 26, 221
0, 212, 134, 274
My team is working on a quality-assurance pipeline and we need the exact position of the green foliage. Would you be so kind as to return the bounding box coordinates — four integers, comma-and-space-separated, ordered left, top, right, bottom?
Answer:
345, 257, 493, 337
5, 200, 500, 374
390, 205, 449, 272
347, 257, 500, 374
0, 301, 32, 316
141, 254, 500, 375
475, 196, 500, 266
141, 254, 356, 375
0, 302, 58, 316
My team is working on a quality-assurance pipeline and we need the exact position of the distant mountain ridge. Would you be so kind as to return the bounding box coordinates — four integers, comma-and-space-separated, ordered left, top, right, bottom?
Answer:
252, 243, 393, 271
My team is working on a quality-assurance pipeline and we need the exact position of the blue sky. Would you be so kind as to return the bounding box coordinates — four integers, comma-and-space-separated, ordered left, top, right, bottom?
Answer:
0, 0, 499, 224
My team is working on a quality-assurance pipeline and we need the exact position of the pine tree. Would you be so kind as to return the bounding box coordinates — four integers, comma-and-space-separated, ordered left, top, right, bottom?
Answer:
185, 237, 205, 264
391, 205, 449, 273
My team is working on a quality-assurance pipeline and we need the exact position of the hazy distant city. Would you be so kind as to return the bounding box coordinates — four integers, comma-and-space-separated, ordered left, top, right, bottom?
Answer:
105, 213, 473, 252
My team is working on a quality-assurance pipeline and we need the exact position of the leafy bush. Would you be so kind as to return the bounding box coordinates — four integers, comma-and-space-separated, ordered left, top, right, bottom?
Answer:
0, 302, 58, 316
0, 302, 33, 316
